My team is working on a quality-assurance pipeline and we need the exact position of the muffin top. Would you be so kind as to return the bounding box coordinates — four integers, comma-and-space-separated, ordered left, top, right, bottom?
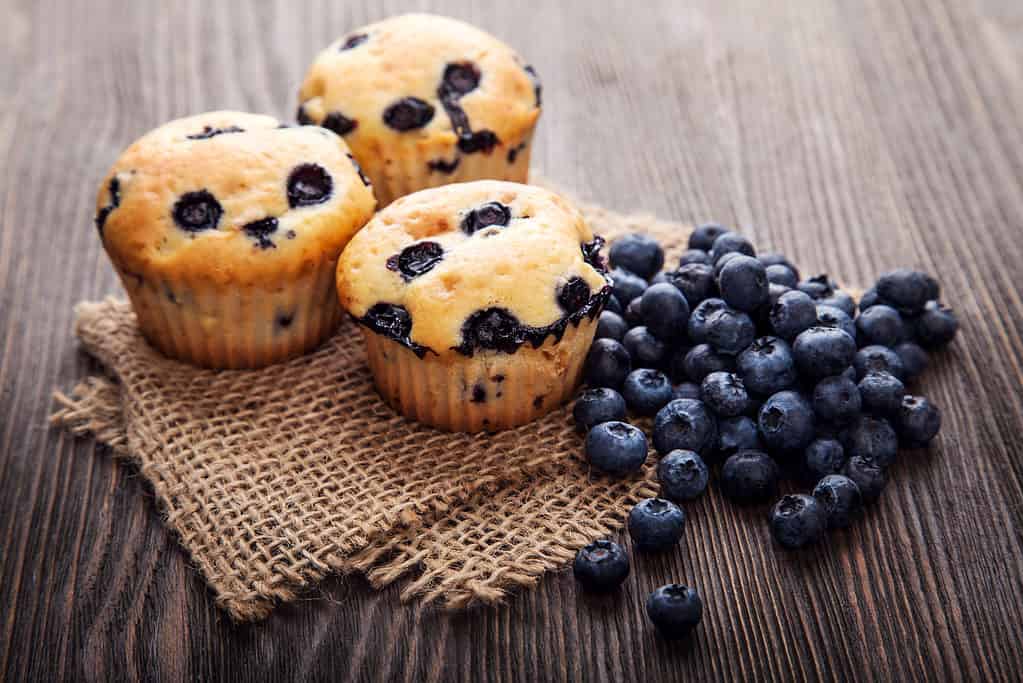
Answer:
336, 181, 610, 357
95, 111, 376, 286
297, 14, 541, 160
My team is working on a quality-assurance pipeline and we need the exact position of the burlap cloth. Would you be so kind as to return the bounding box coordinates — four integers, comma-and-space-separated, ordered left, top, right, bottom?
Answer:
51, 188, 691, 621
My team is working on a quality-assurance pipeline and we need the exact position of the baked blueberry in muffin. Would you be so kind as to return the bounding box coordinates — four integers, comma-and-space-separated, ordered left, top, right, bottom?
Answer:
95, 111, 376, 368
336, 181, 609, 431
297, 14, 541, 206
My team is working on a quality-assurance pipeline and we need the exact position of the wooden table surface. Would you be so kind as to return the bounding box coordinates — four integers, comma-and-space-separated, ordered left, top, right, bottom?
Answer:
3, 0, 1023, 680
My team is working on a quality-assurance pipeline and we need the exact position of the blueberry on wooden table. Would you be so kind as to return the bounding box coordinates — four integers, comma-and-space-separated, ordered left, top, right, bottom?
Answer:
854, 344, 905, 381
688, 222, 728, 251
709, 231, 756, 264
682, 344, 735, 383
652, 398, 718, 456
842, 454, 888, 504
628, 498, 685, 552
792, 326, 857, 379
815, 304, 857, 341
803, 438, 847, 481
736, 336, 797, 396
584, 338, 633, 389
715, 415, 763, 460
640, 282, 690, 341
622, 326, 668, 369
913, 301, 958, 349
717, 254, 769, 313
573, 539, 630, 592
657, 450, 709, 502
608, 267, 648, 307
646, 584, 703, 640
896, 395, 942, 447
700, 371, 749, 418
758, 390, 815, 454
813, 474, 862, 529
769, 290, 818, 341
769, 493, 827, 549
622, 368, 673, 416
719, 450, 780, 505
857, 371, 905, 416
856, 304, 907, 348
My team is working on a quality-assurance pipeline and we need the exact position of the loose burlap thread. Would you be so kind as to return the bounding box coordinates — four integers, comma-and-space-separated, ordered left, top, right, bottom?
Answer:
51, 189, 689, 621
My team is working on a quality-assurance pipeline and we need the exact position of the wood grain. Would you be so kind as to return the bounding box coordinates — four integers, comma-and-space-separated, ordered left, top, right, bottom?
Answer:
2, 0, 1023, 680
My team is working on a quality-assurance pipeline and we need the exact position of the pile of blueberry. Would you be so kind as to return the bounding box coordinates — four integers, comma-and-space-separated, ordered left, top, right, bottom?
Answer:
571, 225, 958, 640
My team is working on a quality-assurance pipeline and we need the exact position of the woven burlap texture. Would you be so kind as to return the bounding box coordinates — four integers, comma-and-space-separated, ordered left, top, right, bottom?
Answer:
51, 191, 689, 621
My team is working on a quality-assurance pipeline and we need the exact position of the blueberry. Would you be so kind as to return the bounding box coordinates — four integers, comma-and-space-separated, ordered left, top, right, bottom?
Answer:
689, 223, 728, 251
856, 305, 906, 348
646, 584, 703, 640
672, 382, 702, 401
720, 450, 780, 504
609, 268, 649, 307
321, 111, 358, 136
797, 274, 838, 300
457, 308, 522, 355
682, 344, 735, 382
172, 190, 223, 232
858, 287, 880, 311
804, 438, 846, 481
846, 415, 898, 467
187, 124, 245, 140
857, 372, 905, 415
736, 336, 797, 396
609, 234, 664, 280
896, 395, 941, 447
585, 421, 648, 475
242, 217, 279, 249
383, 97, 435, 130
819, 290, 857, 317
876, 268, 933, 315
628, 498, 685, 551
653, 399, 718, 455
705, 305, 755, 356
667, 347, 693, 384
605, 294, 623, 315
688, 298, 727, 345
765, 263, 798, 288
716, 415, 762, 459
712, 251, 743, 279
679, 249, 711, 266
793, 327, 857, 379
396, 241, 444, 279
717, 255, 769, 313
573, 539, 630, 592
769, 494, 827, 549
622, 369, 674, 416
813, 474, 862, 529
913, 301, 958, 349
624, 296, 644, 327
815, 305, 856, 341
461, 201, 511, 235
641, 282, 690, 341
441, 61, 481, 95
701, 371, 749, 417
658, 450, 710, 502
649, 272, 669, 286
758, 390, 816, 454
894, 341, 929, 380
339, 32, 368, 50
557, 276, 592, 313
596, 311, 629, 341
584, 338, 633, 389
769, 290, 818, 341
767, 283, 792, 307
843, 454, 887, 504
812, 375, 862, 424
854, 345, 905, 381
287, 163, 334, 207
710, 231, 756, 264
623, 326, 668, 368
573, 387, 627, 433
759, 253, 801, 281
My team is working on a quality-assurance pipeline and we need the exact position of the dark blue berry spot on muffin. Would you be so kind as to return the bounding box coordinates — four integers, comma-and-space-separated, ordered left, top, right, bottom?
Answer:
345, 153, 371, 186
396, 241, 444, 280
442, 62, 481, 96
471, 383, 487, 403
94, 176, 121, 237
524, 65, 542, 107
461, 202, 511, 235
172, 190, 222, 233
339, 33, 368, 50
428, 157, 460, 174
359, 303, 429, 356
457, 130, 499, 154
383, 97, 435, 131
582, 236, 607, 272
296, 104, 314, 126
287, 164, 333, 208
457, 308, 523, 355
507, 142, 527, 164
242, 217, 279, 249
533, 395, 546, 409
276, 313, 293, 329
558, 276, 592, 313
322, 111, 358, 136
187, 125, 244, 140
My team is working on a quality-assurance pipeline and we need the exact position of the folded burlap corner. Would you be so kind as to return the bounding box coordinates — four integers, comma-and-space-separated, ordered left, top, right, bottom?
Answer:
51, 190, 689, 621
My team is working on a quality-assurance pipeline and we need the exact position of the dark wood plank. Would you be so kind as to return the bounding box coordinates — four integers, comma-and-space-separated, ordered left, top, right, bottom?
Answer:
2, 0, 1023, 680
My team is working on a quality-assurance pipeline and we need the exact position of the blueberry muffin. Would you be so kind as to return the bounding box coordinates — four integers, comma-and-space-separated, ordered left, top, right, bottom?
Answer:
336, 181, 610, 432
297, 13, 541, 207
95, 111, 376, 368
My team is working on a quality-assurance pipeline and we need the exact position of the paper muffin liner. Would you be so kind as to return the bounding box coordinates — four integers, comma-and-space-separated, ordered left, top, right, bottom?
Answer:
360, 130, 534, 207
362, 315, 598, 432
114, 259, 342, 369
